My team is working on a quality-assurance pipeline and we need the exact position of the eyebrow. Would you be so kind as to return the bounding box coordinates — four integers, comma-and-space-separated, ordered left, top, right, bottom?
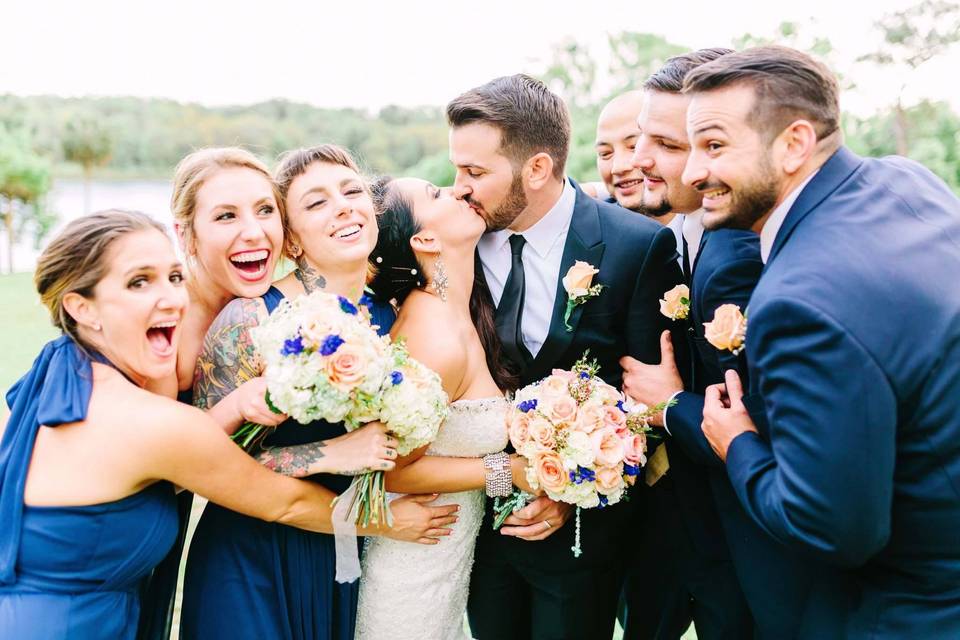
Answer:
693, 124, 727, 137
124, 265, 156, 276
299, 178, 361, 204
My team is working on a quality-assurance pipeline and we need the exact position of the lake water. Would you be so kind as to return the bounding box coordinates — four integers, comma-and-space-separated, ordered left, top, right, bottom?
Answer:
3, 179, 174, 272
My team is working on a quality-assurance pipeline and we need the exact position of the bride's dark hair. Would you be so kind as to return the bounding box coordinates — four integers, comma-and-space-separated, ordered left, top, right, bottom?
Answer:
369, 177, 519, 391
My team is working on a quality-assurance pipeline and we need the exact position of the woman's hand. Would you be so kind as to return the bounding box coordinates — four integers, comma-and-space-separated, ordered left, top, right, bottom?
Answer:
510, 454, 543, 496
384, 494, 459, 545
321, 421, 399, 475
231, 377, 287, 426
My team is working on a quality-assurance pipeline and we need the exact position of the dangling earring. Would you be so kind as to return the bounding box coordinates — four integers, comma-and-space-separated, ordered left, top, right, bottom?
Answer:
432, 256, 449, 302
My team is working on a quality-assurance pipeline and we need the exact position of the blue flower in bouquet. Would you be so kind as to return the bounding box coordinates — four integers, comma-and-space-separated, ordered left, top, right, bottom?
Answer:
320, 334, 345, 356
338, 296, 358, 315
624, 463, 640, 477
281, 335, 304, 356
517, 399, 538, 413
569, 466, 596, 484
358, 294, 374, 310
390, 370, 404, 385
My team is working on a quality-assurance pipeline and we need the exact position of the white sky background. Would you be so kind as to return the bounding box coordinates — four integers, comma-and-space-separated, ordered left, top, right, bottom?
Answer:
2, 0, 958, 116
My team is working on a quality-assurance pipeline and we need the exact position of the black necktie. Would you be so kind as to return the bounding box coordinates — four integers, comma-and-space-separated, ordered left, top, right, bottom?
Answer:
495, 234, 534, 367
681, 232, 691, 284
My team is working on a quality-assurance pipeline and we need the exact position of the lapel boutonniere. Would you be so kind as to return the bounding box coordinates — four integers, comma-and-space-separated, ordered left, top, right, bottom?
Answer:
562, 261, 603, 331
704, 303, 747, 354
659, 284, 690, 320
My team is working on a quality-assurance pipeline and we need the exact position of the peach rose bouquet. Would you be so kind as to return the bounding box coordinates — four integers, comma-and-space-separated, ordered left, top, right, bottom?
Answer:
496, 353, 669, 557
247, 290, 448, 528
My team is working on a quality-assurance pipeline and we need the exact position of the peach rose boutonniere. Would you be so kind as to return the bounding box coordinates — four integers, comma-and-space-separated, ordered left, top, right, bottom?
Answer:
562, 261, 604, 331
659, 284, 690, 321
704, 304, 747, 354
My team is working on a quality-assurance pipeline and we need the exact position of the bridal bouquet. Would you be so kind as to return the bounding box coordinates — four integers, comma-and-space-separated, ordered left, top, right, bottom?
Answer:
233, 291, 391, 450
239, 289, 448, 528
495, 354, 668, 557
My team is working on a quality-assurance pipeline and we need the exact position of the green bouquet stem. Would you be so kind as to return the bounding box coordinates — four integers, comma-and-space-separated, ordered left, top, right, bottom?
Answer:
334, 471, 393, 528
231, 422, 269, 451
492, 490, 533, 529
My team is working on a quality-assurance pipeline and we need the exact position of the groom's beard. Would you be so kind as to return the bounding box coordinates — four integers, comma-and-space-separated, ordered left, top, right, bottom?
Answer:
475, 171, 528, 232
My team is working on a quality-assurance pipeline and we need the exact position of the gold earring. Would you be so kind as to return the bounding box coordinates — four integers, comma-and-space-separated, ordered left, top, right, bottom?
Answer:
289, 244, 303, 258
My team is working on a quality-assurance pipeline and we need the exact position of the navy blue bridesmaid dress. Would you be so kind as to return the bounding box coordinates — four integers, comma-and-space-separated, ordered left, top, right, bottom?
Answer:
0, 337, 179, 639
180, 288, 395, 640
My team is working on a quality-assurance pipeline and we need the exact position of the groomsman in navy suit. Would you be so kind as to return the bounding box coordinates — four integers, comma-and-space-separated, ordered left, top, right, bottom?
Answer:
447, 74, 683, 640
617, 49, 756, 640
682, 46, 960, 638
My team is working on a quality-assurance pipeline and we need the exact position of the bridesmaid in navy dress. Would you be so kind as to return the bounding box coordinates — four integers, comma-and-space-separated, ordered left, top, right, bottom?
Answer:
0, 210, 446, 639
181, 145, 460, 640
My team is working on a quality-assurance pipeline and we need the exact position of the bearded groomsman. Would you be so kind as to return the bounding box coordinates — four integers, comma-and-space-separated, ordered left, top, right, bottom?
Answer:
683, 46, 960, 638
595, 91, 685, 265
618, 48, 756, 640
447, 74, 683, 640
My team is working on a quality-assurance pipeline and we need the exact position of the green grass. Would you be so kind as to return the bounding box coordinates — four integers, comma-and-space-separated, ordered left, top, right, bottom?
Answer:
0, 272, 58, 401
1, 271, 698, 639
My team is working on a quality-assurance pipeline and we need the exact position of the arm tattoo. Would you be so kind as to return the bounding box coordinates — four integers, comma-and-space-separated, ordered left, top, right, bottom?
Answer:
193, 297, 264, 411
257, 441, 328, 478
295, 258, 327, 294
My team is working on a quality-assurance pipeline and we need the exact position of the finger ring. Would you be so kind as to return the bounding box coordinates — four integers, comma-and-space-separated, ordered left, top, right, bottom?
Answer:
385, 448, 394, 457
542, 519, 552, 531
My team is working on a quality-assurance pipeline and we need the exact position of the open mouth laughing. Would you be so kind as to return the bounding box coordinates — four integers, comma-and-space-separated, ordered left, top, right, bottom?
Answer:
229, 249, 270, 281
146, 320, 177, 358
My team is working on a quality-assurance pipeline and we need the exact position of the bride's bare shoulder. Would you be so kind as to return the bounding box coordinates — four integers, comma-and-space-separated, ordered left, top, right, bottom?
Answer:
391, 295, 467, 394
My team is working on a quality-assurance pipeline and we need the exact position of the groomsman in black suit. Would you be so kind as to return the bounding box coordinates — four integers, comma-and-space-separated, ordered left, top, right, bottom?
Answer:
617, 49, 755, 640
449, 74, 683, 640
683, 46, 960, 638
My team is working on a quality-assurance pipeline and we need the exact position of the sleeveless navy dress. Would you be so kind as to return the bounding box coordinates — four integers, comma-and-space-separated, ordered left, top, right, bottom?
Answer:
0, 336, 179, 639
181, 288, 395, 640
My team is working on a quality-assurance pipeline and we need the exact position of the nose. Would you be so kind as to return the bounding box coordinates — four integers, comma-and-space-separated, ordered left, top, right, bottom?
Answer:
612, 149, 634, 176
157, 279, 188, 313
240, 212, 267, 242
452, 174, 471, 199
631, 138, 654, 171
681, 151, 707, 189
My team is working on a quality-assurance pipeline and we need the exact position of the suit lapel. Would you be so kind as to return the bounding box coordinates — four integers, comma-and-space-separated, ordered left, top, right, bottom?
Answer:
766, 147, 862, 267
529, 183, 605, 374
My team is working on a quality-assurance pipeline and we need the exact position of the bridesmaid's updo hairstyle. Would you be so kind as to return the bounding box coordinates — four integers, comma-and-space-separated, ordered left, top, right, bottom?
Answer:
274, 143, 365, 260
369, 178, 519, 391
34, 209, 168, 349
171, 147, 282, 255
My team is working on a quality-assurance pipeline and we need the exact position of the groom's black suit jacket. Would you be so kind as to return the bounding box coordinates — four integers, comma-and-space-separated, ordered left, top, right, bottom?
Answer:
476, 180, 684, 568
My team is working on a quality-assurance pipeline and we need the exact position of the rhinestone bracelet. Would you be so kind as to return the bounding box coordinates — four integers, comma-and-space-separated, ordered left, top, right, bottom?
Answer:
483, 451, 513, 498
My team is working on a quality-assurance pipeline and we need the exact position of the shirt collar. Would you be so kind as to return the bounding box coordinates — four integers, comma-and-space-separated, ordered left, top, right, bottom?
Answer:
682, 210, 704, 254
760, 170, 819, 263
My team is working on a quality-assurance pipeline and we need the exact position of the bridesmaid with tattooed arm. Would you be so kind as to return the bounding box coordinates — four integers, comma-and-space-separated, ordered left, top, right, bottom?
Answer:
180, 145, 460, 640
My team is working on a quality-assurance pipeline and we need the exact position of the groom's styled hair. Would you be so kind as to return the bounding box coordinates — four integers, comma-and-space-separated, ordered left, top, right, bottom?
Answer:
683, 45, 841, 145
446, 74, 571, 180
644, 47, 734, 94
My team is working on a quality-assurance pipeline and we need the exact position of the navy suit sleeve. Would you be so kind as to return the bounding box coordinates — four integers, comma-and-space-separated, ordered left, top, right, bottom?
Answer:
725, 297, 897, 567
626, 225, 684, 365
665, 391, 723, 466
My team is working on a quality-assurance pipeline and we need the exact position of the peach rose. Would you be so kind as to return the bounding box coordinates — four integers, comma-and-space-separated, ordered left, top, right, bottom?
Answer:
573, 404, 606, 434
507, 410, 531, 450
299, 316, 336, 349
542, 395, 578, 425
550, 368, 577, 382
562, 261, 599, 298
704, 304, 747, 353
601, 405, 626, 431
540, 374, 572, 398
590, 427, 625, 467
622, 432, 648, 465
325, 343, 367, 390
528, 416, 557, 450
595, 383, 623, 406
595, 465, 625, 495
659, 284, 690, 320
532, 451, 568, 493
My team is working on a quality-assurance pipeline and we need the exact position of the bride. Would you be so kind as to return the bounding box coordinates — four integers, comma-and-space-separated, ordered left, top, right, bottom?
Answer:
355, 177, 537, 639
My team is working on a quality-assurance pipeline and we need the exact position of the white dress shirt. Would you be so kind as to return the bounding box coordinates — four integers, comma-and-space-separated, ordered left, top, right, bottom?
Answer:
760, 170, 819, 263
477, 179, 577, 358
682, 210, 705, 269
667, 214, 685, 269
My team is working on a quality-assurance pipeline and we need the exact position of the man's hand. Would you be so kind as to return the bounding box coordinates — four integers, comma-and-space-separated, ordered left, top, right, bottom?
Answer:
701, 369, 758, 462
620, 330, 683, 426
500, 496, 573, 541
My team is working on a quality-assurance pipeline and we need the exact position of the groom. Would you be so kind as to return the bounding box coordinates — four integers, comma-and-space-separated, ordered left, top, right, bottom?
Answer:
448, 74, 684, 640
683, 46, 960, 638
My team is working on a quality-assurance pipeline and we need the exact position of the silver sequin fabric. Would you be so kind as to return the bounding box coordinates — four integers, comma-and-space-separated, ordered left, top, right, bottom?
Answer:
355, 397, 509, 640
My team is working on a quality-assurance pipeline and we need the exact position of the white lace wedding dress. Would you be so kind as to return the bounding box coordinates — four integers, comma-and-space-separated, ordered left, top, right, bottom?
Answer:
355, 397, 509, 640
